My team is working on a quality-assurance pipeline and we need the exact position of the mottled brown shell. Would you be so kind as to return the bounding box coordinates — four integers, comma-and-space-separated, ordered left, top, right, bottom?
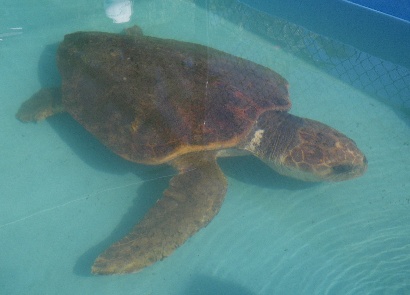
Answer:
57, 31, 291, 164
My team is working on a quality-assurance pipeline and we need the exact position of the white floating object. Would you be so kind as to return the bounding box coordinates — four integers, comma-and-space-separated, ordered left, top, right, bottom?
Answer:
104, 0, 133, 24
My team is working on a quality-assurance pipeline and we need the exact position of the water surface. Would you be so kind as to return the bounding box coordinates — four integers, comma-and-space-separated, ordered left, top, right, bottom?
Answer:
1, 0, 409, 294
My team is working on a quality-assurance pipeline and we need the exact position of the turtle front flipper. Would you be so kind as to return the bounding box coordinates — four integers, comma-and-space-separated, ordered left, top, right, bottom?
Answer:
16, 87, 64, 122
92, 152, 227, 275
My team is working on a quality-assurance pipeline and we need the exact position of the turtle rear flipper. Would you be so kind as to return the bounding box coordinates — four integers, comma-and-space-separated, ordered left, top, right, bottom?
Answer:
16, 87, 64, 122
92, 152, 227, 274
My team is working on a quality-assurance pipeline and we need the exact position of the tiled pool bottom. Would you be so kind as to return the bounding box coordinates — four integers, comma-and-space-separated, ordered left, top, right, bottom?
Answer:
1, 0, 409, 294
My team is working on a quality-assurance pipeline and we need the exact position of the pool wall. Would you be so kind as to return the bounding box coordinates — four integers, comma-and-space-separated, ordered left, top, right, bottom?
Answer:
345, 0, 410, 22
238, 0, 410, 69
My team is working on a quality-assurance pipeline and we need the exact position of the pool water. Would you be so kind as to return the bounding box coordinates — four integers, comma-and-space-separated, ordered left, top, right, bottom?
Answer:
344, 0, 410, 22
1, 0, 409, 294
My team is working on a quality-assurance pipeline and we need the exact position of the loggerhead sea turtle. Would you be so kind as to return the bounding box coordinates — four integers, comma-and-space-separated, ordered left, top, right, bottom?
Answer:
16, 26, 367, 275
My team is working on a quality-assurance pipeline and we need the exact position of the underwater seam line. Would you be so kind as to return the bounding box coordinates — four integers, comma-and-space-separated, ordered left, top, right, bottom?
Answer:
0, 169, 196, 230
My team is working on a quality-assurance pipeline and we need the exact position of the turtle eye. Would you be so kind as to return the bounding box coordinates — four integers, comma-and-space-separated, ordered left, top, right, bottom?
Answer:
332, 164, 353, 174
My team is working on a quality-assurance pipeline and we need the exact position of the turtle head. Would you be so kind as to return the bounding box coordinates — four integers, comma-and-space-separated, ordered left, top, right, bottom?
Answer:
242, 111, 367, 182
275, 118, 368, 182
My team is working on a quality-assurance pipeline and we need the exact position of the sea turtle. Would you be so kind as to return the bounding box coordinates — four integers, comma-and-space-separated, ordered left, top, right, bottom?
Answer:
16, 26, 367, 275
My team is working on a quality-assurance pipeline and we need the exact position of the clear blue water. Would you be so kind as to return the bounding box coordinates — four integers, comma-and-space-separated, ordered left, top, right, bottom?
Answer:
1, 0, 410, 294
